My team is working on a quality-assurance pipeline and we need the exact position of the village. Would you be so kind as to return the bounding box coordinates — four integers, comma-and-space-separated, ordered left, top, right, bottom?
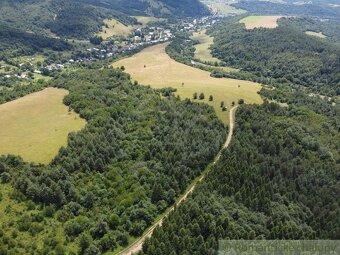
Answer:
0, 15, 219, 84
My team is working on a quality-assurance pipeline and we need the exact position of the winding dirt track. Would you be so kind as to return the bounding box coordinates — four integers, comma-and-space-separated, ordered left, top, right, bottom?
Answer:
119, 106, 239, 255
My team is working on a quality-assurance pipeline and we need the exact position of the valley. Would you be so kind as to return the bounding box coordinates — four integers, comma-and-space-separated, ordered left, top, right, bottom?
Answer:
191, 29, 220, 63
0, 1, 339, 254
112, 43, 262, 124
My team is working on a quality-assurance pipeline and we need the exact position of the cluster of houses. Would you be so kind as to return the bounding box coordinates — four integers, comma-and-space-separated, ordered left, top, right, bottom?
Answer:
181, 16, 220, 33
133, 27, 173, 43
1, 16, 220, 82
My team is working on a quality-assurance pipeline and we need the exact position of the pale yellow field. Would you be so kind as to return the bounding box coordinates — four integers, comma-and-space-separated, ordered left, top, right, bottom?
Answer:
99, 19, 135, 39
112, 43, 262, 124
306, 31, 326, 38
240, 16, 283, 29
133, 16, 162, 26
191, 29, 220, 63
0, 88, 86, 164
206, 2, 246, 15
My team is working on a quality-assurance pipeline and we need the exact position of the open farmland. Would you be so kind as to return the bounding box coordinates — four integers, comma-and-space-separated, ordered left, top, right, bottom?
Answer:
0, 88, 86, 164
112, 43, 262, 124
240, 15, 283, 29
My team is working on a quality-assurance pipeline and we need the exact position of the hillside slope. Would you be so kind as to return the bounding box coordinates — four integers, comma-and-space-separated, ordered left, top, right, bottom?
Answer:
0, 0, 209, 38
210, 20, 340, 95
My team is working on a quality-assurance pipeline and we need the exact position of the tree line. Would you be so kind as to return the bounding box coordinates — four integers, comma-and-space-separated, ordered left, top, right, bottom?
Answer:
210, 21, 340, 96
0, 68, 226, 254
141, 98, 339, 255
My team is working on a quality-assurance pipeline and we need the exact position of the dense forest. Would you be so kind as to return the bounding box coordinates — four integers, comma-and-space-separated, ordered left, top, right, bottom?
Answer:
279, 17, 340, 43
0, 24, 71, 58
210, 21, 340, 95
165, 30, 274, 86
77, 0, 209, 18
141, 96, 340, 255
0, 68, 226, 254
0, 0, 137, 39
0, 0, 208, 39
233, 0, 340, 20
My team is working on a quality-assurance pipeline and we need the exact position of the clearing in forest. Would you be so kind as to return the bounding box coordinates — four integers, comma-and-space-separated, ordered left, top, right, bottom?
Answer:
133, 16, 163, 26
191, 30, 239, 72
99, 19, 135, 39
0, 88, 86, 164
201, 0, 246, 15
112, 43, 262, 124
306, 31, 326, 38
191, 29, 220, 63
240, 15, 283, 29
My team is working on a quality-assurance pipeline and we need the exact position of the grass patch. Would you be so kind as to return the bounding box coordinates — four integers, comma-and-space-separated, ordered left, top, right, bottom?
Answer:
99, 19, 135, 39
240, 15, 283, 29
133, 16, 163, 26
112, 43, 262, 125
205, 1, 246, 15
10, 54, 46, 65
0, 87, 86, 164
305, 31, 326, 38
191, 29, 220, 63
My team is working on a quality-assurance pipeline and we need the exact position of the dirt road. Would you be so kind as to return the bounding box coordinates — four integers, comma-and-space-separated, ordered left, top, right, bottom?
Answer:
118, 106, 239, 255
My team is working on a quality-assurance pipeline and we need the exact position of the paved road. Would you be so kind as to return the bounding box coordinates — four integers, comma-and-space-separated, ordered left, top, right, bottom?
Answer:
119, 106, 239, 255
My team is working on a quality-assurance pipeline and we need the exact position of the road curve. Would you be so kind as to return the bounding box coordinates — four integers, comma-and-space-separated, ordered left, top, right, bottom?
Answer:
118, 106, 239, 255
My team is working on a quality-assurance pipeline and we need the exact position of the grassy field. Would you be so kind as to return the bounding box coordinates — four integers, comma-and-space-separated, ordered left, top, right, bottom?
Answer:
133, 16, 162, 26
0, 61, 17, 73
10, 54, 46, 65
0, 88, 86, 164
99, 19, 135, 39
112, 43, 262, 124
306, 31, 326, 38
191, 29, 220, 63
202, 0, 246, 15
240, 15, 283, 29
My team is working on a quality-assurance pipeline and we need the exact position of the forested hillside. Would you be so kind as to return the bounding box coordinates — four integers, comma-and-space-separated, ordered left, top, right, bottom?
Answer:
141, 97, 340, 255
233, 0, 340, 20
279, 17, 340, 43
87, 0, 209, 17
0, 0, 208, 39
0, 24, 71, 59
210, 21, 340, 95
0, 68, 226, 254
0, 0, 137, 38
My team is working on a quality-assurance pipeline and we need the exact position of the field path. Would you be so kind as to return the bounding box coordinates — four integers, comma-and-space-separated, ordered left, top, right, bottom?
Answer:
118, 106, 239, 255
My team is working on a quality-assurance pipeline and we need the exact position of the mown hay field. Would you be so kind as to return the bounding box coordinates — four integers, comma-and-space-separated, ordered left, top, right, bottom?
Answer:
99, 19, 135, 39
0, 88, 86, 164
240, 15, 283, 29
112, 43, 262, 124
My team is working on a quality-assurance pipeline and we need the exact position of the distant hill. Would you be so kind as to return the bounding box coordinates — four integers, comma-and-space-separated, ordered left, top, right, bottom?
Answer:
0, 0, 209, 39
233, 0, 340, 20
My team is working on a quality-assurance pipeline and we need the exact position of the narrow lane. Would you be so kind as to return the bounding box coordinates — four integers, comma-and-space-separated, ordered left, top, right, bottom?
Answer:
119, 105, 239, 255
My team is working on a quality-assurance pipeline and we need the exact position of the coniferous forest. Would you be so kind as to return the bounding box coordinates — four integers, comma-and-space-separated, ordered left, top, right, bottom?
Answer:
141, 95, 340, 255
0, 68, 226, 254
210, 21, 340, 96
0, 1, 339, 254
